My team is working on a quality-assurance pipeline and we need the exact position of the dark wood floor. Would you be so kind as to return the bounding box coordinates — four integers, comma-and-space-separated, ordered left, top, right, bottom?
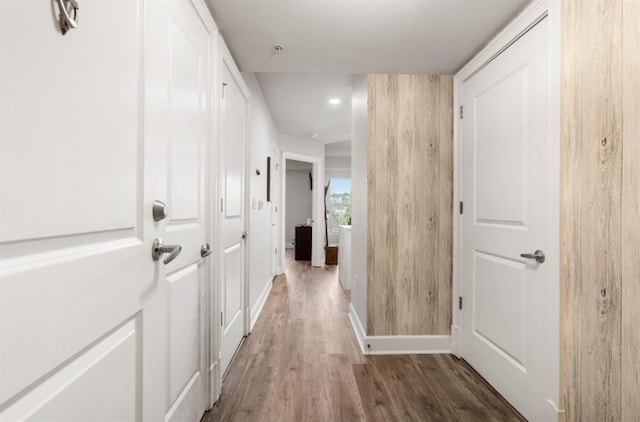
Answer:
203, 251, 525, 422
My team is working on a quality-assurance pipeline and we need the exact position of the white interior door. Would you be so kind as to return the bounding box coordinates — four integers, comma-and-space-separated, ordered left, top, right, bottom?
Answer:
0, 2, 152, 420
218, 56, 248, 377
156, 0, 212, 420
461, 18, 551, 421
0, 1, 214, 420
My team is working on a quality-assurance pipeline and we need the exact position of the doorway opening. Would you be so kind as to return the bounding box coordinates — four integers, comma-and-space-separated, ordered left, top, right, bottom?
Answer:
280, 153, 324, 268
284, 159, 314, 261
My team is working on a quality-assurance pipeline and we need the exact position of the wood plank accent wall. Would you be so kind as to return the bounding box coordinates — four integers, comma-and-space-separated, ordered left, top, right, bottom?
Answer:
367, 74, 453, 336
561, 0, 640, 419
621, 2, 640, 419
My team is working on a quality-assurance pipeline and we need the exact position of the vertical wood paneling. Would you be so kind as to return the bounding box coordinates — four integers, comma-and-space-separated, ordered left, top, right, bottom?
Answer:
621, 0, 640, 419
559, 0, 582, 417
367, 74, 453, 336
437, 77, 454, 333
560, 0, 640, 419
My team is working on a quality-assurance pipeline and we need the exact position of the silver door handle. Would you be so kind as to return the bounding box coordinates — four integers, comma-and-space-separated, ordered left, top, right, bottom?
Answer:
201, 243, 213, 258
520, 249, 545, 264
152, 238, 182, 265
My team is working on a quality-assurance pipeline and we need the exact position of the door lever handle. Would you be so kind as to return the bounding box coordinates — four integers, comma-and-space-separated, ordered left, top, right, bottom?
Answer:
201, 243, 213, 258
152, 238, 182, 265
520, 249, 545, 264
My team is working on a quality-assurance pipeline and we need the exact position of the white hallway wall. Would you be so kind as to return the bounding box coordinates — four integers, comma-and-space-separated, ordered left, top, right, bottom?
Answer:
349, 75, 368, 331
285, 168, 313, 245
242, 72, 279, 327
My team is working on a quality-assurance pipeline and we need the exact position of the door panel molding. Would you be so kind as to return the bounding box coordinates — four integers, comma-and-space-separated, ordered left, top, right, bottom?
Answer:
0, 317, 140, 421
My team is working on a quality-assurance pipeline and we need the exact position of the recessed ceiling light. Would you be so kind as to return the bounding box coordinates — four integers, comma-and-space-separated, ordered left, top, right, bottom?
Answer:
329, 98, 342, 105
311, 132, 319, 138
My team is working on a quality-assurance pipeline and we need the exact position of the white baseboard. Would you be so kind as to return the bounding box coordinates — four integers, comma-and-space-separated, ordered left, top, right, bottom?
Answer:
348, 303, 451, 355
250, 276, 273, 331
207, 361, 220, 409
451, 324, 461, 357
547, 399, 564, 419
348, 303, 367, 354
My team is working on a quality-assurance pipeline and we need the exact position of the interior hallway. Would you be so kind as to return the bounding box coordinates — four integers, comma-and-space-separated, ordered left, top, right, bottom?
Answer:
203, 251, 524, 421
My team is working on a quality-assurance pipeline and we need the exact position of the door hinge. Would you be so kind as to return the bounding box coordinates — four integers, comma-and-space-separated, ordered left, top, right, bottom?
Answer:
220, 312, 223, 326
459, 201, 464, 215
275, 248, 278, 255
459, 296, 463, 310
459, 106, 464, 119
222, 82, 227, 99
220, 198, 224, 213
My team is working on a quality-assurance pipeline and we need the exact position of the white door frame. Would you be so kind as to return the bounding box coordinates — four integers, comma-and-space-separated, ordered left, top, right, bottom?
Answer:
206, 17, 221, 410
271, 146, 283, 276
281, 152, 324, 268
452, 0, 561, 417
211, 35, 251, 402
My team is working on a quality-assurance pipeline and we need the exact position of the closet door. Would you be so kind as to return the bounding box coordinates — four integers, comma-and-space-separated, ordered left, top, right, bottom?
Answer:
460, 17, 551, 421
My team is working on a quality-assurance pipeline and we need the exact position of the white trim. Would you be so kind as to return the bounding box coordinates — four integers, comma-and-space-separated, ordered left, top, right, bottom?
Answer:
547, 399, 565, 418
207, 361, 220, 410
348, 303, 367, 354
202, 7, 220, 412
348, 304, 451, 355
450, 324, 461, 358
545, 0, 561, 415
249, 277, 273, 331
453, 0, 561, 416
365, 336, 451, 355
455, 0, 550, 80
452, 75, 462, 359
187, 0, 218, 35
218, 37, 251, 100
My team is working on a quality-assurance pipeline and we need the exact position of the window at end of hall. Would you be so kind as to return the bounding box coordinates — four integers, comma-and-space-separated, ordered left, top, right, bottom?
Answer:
327, 178, 351, 234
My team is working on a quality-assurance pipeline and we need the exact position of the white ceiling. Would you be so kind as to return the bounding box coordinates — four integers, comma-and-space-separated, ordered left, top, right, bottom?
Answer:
207, 0, 531, 74
207, 0, 531, 153
256, 73, 352, 144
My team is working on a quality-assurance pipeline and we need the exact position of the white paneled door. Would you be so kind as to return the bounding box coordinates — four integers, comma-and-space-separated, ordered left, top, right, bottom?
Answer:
218, 52, 249, 377
0, 0, 214, 420
461, 18, 550, 421
154, 0, 212, 420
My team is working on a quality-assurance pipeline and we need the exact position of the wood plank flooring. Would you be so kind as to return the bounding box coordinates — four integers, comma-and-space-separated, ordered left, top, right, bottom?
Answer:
202, 251, 524, 422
